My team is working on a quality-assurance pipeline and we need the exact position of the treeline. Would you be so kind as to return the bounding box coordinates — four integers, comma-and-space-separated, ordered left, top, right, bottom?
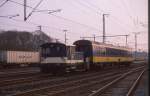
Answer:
0, 30, 53, 51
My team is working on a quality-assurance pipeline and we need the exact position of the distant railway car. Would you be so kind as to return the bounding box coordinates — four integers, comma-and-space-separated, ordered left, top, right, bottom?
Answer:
0, 51, 40, 67
73, 40, 134, 70
40, 42, 84, 73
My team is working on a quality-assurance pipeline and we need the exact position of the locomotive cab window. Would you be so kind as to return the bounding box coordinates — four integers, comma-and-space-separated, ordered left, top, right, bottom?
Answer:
40, 43, 67, 57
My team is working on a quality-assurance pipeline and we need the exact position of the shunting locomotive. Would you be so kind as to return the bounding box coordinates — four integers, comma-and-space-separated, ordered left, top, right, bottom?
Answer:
40, 42, 84, 73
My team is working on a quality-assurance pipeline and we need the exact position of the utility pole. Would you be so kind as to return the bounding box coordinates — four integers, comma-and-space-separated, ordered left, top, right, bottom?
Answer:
63, 29, 67, 45
38, 25, 42, 31
93, 34, 96, 41
55, 39, 59, 43
102, 14, 109, 43
125, 35, 129, 46
133, 32, 140, 59
24, 0, 27, 21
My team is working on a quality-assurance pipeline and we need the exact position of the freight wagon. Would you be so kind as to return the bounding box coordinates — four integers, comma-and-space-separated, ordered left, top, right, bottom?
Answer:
0, 51, 40, 68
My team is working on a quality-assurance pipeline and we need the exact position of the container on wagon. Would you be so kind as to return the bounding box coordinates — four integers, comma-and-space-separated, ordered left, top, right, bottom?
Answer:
0, 51, 40, 65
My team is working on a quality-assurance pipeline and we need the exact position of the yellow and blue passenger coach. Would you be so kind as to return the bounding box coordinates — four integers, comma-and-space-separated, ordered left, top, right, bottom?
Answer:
73, 40, 134, 70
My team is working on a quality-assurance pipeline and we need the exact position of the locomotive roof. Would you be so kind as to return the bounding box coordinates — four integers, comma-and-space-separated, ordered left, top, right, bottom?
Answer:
73, 40, 132, 51
40, 42, 66, 48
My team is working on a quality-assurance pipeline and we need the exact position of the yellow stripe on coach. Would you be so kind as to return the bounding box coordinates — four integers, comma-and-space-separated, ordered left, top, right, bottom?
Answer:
92, 56, 134, 63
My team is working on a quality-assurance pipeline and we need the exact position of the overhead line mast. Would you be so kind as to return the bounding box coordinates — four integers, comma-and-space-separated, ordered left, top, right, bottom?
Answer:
63, 29, 68, 45
102, 14, 109, 43
24, 0, 26, 21
133, 32, 140, 59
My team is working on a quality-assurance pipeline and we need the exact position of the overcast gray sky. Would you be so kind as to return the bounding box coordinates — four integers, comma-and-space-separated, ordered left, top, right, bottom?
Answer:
0, 0, 148, 52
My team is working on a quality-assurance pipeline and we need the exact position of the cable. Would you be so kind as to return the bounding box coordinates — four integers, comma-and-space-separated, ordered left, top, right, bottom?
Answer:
120, 0, 133, 21
80, 0, 135, 31
50, 14, 101, 31
0, 17, 83, 37
8, 0, 33, 9
80, 2, 133, 33
0, 0, 8, 8
80, 0, 106, 14
109, 16, 134, 31
0, 17, 64, 34
65, 0, 91, 15
73, 0, 101, 15
26, 0, 44, 20
0, 21, 35, 29
7, 0, 101, 32
63, 0, 104, 32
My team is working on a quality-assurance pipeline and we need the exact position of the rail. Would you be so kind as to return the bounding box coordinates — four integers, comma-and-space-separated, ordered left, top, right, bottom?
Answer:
88, 66, 145, 96
126, 69, 146, 96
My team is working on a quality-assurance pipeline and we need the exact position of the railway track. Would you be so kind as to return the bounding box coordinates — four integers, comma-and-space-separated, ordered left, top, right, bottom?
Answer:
0, 62, 146, 96
0, 68, 40, 78
0, 71, 44, 83
1, 65, 145, 96
0, 61, 144, 80
89, 67, 147, 96
0, 67, 40, 73
0, 66, 122, 88
0, 66, 133, 96
0, 73, 53, 87
132, 71, 148, 96
0, 61, 145, 79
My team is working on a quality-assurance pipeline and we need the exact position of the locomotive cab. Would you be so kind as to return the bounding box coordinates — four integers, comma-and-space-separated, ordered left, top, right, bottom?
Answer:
40, 42, 84, 73
40, 43, 67, 73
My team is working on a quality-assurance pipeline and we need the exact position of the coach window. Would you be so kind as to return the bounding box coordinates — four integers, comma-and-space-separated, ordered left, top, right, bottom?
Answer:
96, 46, 99, 56
123, 50, 125, 56
114, 49, 117, 56
124, 50, 126, 56
122, 50, 125, 56
129, 51, 132, 57
96, 46, 98, 56
101, 48, 105, 56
